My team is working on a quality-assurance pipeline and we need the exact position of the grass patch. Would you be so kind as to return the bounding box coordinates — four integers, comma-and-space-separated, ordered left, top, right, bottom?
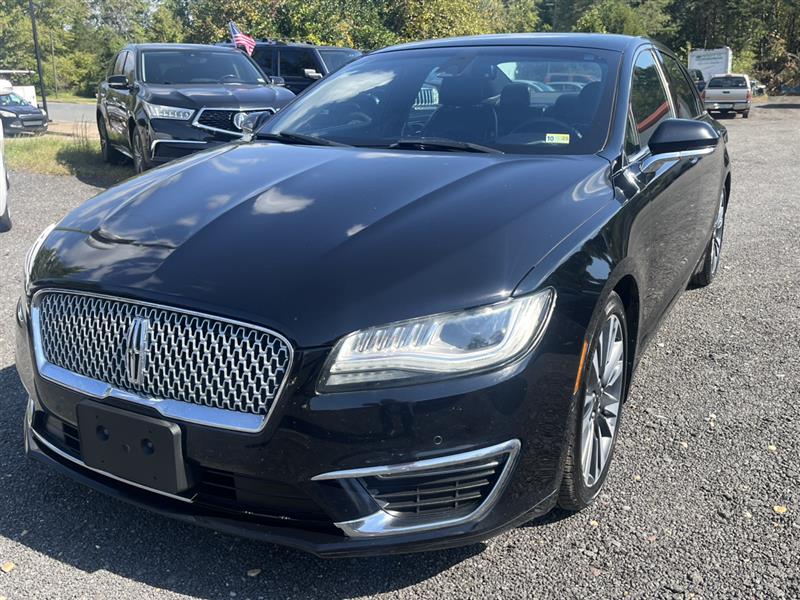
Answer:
6, 133, 131, 187
48, 92, 97, 105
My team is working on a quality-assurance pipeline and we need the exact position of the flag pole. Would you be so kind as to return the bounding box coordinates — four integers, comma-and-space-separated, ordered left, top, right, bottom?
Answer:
27, 0, 49, 120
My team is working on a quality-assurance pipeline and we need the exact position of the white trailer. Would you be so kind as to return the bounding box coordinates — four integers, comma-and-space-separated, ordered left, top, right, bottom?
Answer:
688, 48, 733, 83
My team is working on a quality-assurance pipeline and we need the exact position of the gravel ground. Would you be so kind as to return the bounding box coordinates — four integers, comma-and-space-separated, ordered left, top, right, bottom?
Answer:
0, 99, 798, 599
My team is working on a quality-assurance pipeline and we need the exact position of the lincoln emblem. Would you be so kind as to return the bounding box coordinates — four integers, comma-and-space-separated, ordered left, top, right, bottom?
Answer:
125, 317, 150, 385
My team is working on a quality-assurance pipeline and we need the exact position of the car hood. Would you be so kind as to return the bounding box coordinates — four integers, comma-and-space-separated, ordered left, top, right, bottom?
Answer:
42, 144, 613, 347
1, 104, 43, 115
141, 84, 295, 110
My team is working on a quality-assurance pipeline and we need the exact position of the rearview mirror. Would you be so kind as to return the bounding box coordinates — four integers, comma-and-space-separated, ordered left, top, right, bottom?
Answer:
240, 111, 273, 136
642, 119, 719, 174
303, 69, 323, 81
108, 74, 129, 90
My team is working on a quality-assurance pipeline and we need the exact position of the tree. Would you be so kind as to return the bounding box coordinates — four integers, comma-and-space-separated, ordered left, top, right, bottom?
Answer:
574, 0, 647, 35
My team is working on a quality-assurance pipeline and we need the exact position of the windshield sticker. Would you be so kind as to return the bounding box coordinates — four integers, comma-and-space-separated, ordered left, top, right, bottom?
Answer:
545, 133, 570, 144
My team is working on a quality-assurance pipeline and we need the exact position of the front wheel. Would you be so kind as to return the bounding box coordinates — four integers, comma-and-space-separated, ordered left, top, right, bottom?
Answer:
559, 292, 627, 511
131, 127, 150, 174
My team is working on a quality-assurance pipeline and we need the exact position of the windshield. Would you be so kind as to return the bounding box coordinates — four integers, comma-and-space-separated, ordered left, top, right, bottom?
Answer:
141, 50, 266, 85
0, 93, 30, 107
708, 76, 747, 89
260, 46, 620, 155
319, 49, 362, 73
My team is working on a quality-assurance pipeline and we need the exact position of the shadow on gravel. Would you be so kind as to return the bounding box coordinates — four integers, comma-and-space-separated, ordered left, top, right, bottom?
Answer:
757, 103, 800, 109
0, 364, 484, 598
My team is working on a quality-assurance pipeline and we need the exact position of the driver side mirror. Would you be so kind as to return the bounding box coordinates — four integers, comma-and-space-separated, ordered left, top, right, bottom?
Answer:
240, 111, 273, 136
108, 74, 129, 90
268, 76, 286, 87
641, 118, 719, 174
303, 68, 324, 81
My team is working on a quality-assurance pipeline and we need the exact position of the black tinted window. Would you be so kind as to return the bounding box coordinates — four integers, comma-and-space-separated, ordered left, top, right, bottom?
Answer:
123, 52, 136, 81
630, 51, 672, 149
708, 76, 747, 88
661, 54, 701, 118
319, 49, 362, 73
279, 48, 317, 77
141, 50, 265, 85
252, 47, 274, 75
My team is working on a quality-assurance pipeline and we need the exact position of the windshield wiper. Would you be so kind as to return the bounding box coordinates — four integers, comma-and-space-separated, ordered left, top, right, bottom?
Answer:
386, 138, 504, 154
255, 131, 349, 147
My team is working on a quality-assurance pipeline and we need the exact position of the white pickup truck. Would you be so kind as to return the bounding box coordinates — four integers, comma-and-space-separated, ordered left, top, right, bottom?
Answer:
702, 74, 752, 118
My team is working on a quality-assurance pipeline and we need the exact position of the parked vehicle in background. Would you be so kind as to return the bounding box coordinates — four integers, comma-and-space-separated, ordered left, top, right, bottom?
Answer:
0, 80, 48, 136
688, 68, 706, 91
702, 74, 751, 118
688, 47, 733, 83
223, 40, 362, 95
96, 43, 295, 173
0, 119, 10, 231
750, 79, 766, 96
20, 33, 731, 557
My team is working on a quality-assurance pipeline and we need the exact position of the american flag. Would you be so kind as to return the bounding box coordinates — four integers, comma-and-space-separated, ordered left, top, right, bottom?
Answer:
229, 21, 256, 56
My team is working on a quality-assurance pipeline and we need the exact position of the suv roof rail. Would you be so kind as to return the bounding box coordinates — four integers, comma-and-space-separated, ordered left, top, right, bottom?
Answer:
255, 38, 318, 46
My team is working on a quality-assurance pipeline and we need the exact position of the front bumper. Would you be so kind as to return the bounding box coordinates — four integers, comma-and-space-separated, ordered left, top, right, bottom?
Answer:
1, 114, 48, 135
15, 292, 576, 556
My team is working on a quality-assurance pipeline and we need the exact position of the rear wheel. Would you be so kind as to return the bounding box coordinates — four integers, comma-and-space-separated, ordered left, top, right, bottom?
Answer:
559, 292, 627, 511
743, 110, 750, 119
691, 188, 726, 288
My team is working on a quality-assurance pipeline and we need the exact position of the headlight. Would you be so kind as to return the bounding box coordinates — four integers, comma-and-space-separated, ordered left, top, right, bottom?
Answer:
142, 101, 194, 121
24, 223, 56, 294
319, 288, 555, 391
0, 110, 17, 118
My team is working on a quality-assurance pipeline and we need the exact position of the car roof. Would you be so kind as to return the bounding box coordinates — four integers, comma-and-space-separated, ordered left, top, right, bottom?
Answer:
375, 33, 648, 54
126, 43, 240, 53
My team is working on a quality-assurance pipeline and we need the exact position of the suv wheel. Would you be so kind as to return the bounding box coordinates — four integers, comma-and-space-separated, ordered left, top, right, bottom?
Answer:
691, 188, 726, 288
132, 127, 150, 174
559, 292, 627, 511
98, 117, 124, 164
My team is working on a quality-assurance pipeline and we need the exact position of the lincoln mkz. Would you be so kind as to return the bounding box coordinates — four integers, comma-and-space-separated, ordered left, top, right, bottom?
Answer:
16, 34, 730, 556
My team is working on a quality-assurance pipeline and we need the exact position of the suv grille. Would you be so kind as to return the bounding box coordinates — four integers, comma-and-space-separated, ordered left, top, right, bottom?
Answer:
196, 108, 272, 134
36, 291, 292, 415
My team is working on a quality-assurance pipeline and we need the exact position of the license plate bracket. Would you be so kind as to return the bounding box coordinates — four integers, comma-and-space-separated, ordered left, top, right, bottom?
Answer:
77, 400, 192, 495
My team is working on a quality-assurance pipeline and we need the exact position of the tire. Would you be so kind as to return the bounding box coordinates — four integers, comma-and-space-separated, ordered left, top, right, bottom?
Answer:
559, 292, 627, 511
131, 127, 150, 174
691, 187, 726, 288
98, 117, 125, 164
743, 110, 750, 119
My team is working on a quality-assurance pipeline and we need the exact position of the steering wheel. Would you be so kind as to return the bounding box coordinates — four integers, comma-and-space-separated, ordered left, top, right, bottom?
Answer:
510, 117, 582, 139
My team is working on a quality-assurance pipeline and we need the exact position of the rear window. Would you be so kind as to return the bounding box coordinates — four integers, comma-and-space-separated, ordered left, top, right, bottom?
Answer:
319, 49, 362, 73
708, 76, 747, 89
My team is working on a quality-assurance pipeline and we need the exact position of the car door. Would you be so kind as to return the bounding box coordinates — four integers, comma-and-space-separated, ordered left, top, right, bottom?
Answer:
278, 47, 322, 94
620, 48, 716, 335
105, 51, 130, 144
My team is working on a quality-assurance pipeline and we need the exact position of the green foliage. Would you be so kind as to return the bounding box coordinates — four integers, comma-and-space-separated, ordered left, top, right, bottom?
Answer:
1, 0, 799, 98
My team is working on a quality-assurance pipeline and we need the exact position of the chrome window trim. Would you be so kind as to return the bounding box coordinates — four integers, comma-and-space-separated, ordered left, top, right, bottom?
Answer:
191, 107, 275, 137
30, 288, 295, 433
312, 439, 521, 537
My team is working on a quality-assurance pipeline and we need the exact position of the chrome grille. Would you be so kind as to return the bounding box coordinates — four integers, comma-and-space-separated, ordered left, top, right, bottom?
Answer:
35, 291, 292, 415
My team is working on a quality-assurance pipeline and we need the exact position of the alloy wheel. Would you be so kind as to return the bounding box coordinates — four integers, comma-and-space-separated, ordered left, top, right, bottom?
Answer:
581, 313, 625, 487
710, 190, 726, 275
133, 131, 144, 174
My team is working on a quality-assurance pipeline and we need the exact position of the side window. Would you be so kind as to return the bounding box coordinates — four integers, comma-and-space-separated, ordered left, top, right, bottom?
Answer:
630, 50, 672, 150
123, 52, 136, 82
112, 52, 127, 76
624, 109, 640, 156
660, 53, 702, 118
252, 47, 273, 75
279, 48, 317, 78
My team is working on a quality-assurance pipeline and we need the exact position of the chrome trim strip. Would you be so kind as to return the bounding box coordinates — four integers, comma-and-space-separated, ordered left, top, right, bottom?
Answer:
191, 107, 275, 137
30, 289, 295, 433
150, 139, 207, 153
27, 402, 193, 504
312, 439, 521, 538
640, 146, 714, 175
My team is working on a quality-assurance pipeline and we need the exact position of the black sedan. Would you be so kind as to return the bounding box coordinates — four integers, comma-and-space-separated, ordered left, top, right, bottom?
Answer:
17, 34, 730, 556
97, 43, 295, 173
0, 91, 48, 135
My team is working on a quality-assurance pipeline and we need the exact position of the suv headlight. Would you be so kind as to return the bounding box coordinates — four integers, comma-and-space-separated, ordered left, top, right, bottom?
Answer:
0, 110, 17, 118
319, 288, 555, 391
24, 223, 56, 294
142, 101, 194, 121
